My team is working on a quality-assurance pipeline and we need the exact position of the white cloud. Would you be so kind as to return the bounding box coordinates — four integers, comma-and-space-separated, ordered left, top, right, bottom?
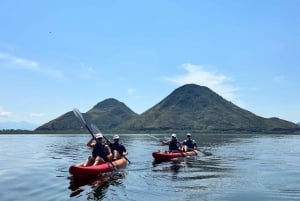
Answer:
165, 63, 240, 102
0, 52, 64, 79
0, 107, 12, 117
0, 52, 39, 70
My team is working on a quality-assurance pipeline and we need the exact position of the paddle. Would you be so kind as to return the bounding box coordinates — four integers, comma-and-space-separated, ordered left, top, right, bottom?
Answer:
152, 134, 212, 156
73, 108, 118, 169
90, 123, 131, 164
73, 108, 96, 140
147, 135, 168, 143
197, 148, 213, 156
147, 134, 161, 141
147, 135, 172, 147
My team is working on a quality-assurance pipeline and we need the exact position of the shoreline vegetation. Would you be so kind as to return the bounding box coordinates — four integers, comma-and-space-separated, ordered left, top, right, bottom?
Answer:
1, 129, 300, 135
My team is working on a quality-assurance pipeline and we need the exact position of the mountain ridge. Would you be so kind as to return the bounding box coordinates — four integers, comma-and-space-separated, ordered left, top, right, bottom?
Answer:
35, 84, 300, 134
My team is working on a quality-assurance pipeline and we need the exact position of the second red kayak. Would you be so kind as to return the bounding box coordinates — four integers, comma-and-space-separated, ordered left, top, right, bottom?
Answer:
69, 157, 127, 180
152, 150, 197, 162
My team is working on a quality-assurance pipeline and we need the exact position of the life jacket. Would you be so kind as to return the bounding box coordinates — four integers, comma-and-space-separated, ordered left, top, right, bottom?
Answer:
169, 140, 180, 151
92, 143, 108, 159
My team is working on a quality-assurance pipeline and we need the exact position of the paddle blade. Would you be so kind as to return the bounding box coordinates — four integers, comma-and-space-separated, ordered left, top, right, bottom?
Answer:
91, 123, 102, 134
73, 108, 86, 125
198, 148, 213, 156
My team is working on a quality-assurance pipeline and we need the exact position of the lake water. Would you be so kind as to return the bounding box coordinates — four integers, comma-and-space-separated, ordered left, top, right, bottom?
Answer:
0, 133, 300, 201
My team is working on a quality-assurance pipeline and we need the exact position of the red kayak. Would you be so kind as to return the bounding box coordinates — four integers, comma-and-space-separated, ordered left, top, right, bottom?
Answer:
152, 150, 197, 162
69, 157, 127, 180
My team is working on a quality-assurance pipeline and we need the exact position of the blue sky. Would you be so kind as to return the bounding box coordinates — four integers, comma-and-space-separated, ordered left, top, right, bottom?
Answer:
0, 0, 299, 129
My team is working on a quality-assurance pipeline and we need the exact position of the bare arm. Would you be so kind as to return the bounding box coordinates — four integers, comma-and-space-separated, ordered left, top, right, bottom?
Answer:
161, 140, 170, 145
87, 137, 94, 148
105, 145, 112, 160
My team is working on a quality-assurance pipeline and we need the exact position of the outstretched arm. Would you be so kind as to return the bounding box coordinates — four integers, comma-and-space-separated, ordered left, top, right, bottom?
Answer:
161, 140, 170, 145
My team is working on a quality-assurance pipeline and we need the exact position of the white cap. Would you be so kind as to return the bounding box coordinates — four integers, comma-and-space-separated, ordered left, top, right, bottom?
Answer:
113, 134, 120, 140
171, 133, 176, 138
186, 133, 191, 136
95, 133, 103, 139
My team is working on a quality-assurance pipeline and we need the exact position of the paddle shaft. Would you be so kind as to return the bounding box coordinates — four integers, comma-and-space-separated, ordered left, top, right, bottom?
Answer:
85, 124, 96, 139
90, 123, 131, 164
73, 109, 117, 167
103, 136, 131, 164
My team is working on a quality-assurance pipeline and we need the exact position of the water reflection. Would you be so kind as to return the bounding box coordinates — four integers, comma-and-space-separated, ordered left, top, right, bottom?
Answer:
153, 160, 183, 173
68, 171, 125, 199
152, 152, 233, 183
1, 134, 300, 201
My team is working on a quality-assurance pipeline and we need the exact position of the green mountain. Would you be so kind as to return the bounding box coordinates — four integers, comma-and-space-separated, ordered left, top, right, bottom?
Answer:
84, 98, 138, 130
119, 84, 299, 133
35, 84, 300, 133
35, 98, 138, 132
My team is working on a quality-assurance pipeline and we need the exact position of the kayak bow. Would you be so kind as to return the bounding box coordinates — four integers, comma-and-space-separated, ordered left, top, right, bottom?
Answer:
152, 150, 197, 162
69, 157, 127, 180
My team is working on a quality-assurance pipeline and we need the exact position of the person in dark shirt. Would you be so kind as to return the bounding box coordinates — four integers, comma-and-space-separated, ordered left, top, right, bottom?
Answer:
161, 133, 182, 152
108, 135, 128, 160
84, 133, 112, 166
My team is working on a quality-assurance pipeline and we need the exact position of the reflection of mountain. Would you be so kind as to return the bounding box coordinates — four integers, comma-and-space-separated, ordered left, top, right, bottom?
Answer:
35, 84, 300, 133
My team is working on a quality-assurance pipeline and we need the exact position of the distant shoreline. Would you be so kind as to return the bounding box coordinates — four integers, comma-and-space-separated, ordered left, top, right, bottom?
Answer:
1, 129, 299, 135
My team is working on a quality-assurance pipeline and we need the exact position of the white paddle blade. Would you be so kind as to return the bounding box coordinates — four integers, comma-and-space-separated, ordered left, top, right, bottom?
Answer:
91, 123, 102, 134
73, 108, 86, 125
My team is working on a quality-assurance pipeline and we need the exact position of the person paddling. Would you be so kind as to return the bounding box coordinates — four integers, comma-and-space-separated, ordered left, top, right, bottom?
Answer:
182, 133, 197, 152
161, 133, 182, 152
108, 135, 128, 160
84, 133, 112, 166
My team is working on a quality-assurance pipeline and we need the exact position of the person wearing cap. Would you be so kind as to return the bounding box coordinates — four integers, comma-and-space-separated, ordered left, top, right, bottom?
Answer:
161, 133, 182, 152
182, 133, 197, 152
108, 134, 128, 160
84, 133, 112, 166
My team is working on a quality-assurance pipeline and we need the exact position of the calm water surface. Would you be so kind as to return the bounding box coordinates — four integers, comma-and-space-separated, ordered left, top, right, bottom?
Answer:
0, 133, 300, 201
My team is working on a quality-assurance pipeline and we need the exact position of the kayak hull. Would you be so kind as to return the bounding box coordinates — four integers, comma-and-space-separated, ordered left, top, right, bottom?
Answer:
152, 150, 197, 162
69, 157, 127, 180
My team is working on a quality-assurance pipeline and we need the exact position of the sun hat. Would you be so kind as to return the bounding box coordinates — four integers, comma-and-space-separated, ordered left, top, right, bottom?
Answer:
95, 133, 103, 139
186, 133, 191, 136
171, 133, 176, 138
113, 134, 120, 140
